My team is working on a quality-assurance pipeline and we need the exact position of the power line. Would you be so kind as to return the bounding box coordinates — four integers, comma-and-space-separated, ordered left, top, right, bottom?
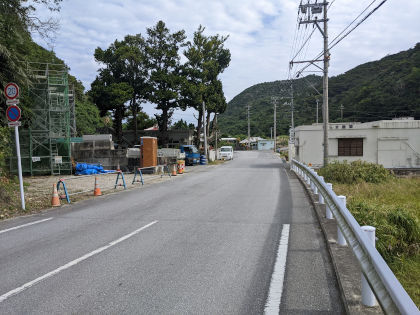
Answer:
292, 0, 388, 78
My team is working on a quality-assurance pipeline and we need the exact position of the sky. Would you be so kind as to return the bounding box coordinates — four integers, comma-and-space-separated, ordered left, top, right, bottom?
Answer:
33, 0, 420, 125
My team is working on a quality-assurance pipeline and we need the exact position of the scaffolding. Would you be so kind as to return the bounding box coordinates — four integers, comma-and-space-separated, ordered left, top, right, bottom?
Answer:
9, 62, 75, 175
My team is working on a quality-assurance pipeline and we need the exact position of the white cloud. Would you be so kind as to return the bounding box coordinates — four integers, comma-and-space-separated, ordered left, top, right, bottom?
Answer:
31, 0, 420, 124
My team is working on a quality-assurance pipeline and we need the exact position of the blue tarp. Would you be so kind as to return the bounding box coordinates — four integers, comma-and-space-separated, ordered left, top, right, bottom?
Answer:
75, 163, 114, 175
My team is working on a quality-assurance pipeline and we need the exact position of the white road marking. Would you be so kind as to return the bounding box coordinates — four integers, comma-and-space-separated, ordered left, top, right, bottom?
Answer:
264, 224, 290, 315
0, 218, 53, 235
0, 220, 158, 303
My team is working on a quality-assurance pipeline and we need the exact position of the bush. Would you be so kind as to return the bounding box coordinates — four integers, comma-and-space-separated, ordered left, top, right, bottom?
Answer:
318, 160, 392, 184
349, 200, 420, 263
0, 126, 11, 176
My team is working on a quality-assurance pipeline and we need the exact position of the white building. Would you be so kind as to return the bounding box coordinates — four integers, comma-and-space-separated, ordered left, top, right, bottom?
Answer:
293, 118, 420, 169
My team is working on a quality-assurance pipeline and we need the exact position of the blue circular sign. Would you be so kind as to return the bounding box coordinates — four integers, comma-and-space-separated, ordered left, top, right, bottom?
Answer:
6, 105, 21, 122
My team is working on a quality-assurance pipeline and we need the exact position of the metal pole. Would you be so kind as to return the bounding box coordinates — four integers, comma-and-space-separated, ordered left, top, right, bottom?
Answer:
202, 101, 208, 158
14, 126, 25, 210
323, 1, 329, 167
247, 104, 250, 150
274, 100, 276, 152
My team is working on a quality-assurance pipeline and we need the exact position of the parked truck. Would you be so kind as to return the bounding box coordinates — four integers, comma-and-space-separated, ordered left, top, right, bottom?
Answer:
180, 145, 200, 166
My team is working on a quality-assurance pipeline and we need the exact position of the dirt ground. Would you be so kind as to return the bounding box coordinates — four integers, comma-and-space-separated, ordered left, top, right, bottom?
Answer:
1, 161, 224, 220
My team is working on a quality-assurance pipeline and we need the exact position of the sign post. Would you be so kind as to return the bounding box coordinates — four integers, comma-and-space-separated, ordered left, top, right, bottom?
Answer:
5, 83, 25, 210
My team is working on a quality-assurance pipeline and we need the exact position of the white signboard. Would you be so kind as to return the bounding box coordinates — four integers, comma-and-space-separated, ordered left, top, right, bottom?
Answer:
54, 156, 62, 164
32, 157, 41, 162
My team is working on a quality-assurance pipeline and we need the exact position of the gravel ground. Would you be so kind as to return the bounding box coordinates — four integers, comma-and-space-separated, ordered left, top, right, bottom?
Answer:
24, 164, 216, 207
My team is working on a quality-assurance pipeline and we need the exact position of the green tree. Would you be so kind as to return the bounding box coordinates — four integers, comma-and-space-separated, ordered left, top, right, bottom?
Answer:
90, 80, 133, 143
145, 21, 186, 144
182, 25, 230, 146
124, 111, 156, 131
171, 118, 189, 130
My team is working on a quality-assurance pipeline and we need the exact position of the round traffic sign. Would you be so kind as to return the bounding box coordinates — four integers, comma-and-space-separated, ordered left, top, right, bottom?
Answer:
6, 105, 21, 122
4, 82, 19, 100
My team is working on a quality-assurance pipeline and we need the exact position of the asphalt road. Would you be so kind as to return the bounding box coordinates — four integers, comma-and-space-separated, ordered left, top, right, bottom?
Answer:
0, 151, 344, 314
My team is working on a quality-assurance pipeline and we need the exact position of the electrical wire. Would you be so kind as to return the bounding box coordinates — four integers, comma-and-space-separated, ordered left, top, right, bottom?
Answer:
291, 0, 388, 79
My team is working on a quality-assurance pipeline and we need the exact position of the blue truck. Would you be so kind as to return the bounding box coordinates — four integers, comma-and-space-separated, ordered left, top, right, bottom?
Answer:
180, 145, 200, 166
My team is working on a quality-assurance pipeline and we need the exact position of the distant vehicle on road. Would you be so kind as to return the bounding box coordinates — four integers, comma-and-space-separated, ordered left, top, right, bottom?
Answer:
180, 145, 200, 166
220, 146, 234, 160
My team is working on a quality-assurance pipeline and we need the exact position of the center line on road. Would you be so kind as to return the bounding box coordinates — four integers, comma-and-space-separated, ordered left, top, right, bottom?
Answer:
264, 224, 290, 315
0, 218, 53, 235
0, 220, 158, 303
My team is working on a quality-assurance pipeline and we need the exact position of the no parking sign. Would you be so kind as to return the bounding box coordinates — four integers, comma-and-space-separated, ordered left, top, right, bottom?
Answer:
6, 105, 21, 122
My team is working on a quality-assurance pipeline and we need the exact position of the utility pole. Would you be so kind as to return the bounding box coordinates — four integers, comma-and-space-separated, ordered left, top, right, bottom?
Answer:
340, 104, 344, 120
316, 98, 319, 124
270, 127, 273, 140
202, 101, 208, 158
290, 83, 295, 142
291, 1, 329, 166
271, 96, 279, 152
247, 104, 251, 150
322, 1, 329, 167
214, 113, 218, 160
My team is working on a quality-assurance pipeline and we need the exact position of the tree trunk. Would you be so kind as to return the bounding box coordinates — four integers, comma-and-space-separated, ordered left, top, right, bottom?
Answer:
114, 106, 125, 145
195, 108, 202, 148
131, 98, 138, 142
206, 111, 211, 140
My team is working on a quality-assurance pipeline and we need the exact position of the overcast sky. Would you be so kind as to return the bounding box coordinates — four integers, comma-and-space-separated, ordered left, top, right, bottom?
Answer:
33, 0, 420, 124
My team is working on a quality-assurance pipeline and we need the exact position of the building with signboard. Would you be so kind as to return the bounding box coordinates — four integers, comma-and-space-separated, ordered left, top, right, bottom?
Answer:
292, 118, 420, 169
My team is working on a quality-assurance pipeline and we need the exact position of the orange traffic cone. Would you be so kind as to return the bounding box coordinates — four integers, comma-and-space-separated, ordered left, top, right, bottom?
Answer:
171, 164, 177, 176
51, 184, 60, 207
94, 176, 102, 196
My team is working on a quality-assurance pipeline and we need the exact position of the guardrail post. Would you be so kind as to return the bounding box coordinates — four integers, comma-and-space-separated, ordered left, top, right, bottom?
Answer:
337, 195, 348, 246
326, 183, 333, 219
318, 176, 324, 204
361, 226, 378, 307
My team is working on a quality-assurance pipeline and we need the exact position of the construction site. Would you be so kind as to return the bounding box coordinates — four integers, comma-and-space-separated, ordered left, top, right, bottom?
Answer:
8, 62, 75, 176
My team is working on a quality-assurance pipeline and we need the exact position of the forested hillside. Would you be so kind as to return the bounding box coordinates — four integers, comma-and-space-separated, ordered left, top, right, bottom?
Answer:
218, 43, 420, 137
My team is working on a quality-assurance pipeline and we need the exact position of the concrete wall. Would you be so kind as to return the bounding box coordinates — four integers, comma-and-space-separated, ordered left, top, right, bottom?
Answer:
123, 130, 194, 147
71, 141, 128, 171
294, 120, 420, 168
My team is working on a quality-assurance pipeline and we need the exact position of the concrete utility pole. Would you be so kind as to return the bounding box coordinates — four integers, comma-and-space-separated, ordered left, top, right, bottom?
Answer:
316, 98, 319, 124
247, 104, 251, 150
215, 114, 218, 160
340, 104, 344, 120
202, 101, 208, 158
271, 96, 279, 152
290, 83, 295, 141
270, 127, 273, 140
293, 1, 329, 166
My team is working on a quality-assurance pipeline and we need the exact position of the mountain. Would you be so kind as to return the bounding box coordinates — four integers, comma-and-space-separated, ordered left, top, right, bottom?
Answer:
218, 43, 420, 137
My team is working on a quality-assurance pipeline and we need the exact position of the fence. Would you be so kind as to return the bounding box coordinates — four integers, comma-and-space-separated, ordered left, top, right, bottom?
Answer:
291, 159, 418, 315
56, 165, 172, 204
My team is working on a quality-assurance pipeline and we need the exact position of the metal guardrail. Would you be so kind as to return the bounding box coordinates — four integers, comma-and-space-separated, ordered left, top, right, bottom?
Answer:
291, 159, 419, 315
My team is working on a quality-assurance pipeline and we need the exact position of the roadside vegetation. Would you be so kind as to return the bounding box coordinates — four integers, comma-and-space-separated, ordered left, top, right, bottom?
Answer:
318, 161, 420, 306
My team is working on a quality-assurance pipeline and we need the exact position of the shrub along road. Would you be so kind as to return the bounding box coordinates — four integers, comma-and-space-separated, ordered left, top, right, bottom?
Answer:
0, 151, 343, 313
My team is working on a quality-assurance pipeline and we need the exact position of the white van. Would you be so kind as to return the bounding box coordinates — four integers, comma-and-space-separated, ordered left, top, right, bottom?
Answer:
220, 146, 234, 160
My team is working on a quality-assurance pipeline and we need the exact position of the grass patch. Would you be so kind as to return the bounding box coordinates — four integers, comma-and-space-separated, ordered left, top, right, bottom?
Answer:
333, 177, 420, 307
318, 160, 392, 184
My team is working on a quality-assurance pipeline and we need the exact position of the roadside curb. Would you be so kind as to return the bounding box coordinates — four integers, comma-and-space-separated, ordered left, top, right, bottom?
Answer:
288, 166, 383, 315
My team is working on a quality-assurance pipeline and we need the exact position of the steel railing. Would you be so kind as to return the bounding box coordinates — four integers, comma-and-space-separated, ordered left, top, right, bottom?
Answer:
291, 159, 419, 315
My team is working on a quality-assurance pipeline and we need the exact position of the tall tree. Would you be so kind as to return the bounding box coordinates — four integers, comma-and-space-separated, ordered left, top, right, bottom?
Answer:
145, 21, 186, 145
182, 25, 230, 146
0, 0, 63, 108
116, 34, 149, 140
90, 79, 133, 143
91, 35, 149, 143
